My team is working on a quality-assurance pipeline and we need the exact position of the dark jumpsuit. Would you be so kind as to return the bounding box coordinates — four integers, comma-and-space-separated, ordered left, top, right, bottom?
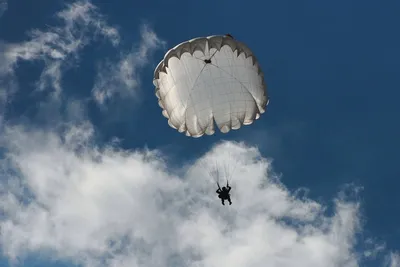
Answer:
216, 186, 232, 205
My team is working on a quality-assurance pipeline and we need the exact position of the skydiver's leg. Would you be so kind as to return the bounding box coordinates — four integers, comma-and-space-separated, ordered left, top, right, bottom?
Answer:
228, 197, 232, 205
221, 199, 225, 205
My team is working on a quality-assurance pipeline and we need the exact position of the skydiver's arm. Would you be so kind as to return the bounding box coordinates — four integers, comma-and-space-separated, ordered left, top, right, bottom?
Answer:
216, 189, 221, 193
227, 186, 231, 192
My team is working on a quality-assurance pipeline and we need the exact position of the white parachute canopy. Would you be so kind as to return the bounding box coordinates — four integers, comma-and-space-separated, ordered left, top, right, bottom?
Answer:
153, 35, 269, 137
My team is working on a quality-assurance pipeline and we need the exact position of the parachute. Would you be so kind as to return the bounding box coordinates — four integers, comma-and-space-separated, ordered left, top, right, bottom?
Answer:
153, 34, 269, 137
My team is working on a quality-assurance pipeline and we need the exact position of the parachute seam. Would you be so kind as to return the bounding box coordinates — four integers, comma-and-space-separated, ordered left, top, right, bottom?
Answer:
183, 63, 208, 136
182, 42, 220, 136
208, 62, 260, 124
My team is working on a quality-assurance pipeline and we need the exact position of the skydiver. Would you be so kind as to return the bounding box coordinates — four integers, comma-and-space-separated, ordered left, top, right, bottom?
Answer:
216, 182, 232, 205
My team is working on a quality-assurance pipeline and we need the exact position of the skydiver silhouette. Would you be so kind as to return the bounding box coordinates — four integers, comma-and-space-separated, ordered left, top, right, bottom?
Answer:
216, 182, 232, 205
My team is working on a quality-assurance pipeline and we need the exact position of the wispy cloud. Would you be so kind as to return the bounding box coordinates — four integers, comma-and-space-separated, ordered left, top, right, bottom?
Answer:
92, 24, 165, 106
0, 0, 6, 18
0, 124, 391, 267
0, 0, 164, 127
0, 41, 17, 128
3, 0, 119, 98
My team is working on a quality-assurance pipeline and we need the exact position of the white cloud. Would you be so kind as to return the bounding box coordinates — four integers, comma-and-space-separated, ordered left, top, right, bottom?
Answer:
1, 0, 120, 99
0, 123, 388, 267
92, 24, 166, 106
388, 252, 400, 267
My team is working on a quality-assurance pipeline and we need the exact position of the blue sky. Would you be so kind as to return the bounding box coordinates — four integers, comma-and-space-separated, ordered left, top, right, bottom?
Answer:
0, 0, 400, 267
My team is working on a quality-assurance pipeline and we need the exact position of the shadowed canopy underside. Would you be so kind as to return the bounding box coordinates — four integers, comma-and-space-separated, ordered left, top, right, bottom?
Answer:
153, 35, 269, 137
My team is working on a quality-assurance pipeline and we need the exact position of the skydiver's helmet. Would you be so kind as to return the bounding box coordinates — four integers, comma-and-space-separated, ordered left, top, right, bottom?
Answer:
222, 187, 227, 191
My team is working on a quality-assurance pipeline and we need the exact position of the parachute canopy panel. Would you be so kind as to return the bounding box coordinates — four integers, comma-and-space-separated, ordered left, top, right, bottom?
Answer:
153, 35, 269, 137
